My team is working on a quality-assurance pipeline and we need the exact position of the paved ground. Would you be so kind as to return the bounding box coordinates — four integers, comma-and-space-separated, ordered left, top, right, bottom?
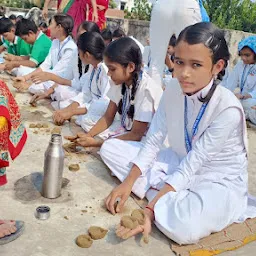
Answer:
1, 73, 256, 256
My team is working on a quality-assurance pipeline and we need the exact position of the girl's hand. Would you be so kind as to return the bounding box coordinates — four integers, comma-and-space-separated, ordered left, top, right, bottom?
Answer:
243, 94, 252, 100
14, 76, 26, 82
251, 105, 256, 110
42, 7, 48, 20
116, 208, 154, 242
105, 180, 133, 215
4, 62, 15, 71
75, 134, 97, 147
31, 72, 50, 84
92, 10, 99, 22
52, 110, 71, 126
30, 93, 48, 105
3, 53, 16, 62
235, 93, 244, 100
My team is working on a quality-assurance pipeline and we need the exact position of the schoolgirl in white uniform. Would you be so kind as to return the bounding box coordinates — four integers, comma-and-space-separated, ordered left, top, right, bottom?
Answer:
45, 32, 110, 127
67, 37, 162, 148
225, 36, 256, 120
103, 23, 256, 245
15, 14, 79, 101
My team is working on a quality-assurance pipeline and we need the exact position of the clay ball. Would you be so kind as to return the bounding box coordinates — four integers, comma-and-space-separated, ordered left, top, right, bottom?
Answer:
131, 209, 145, 225
121, 216, 139, 230
76, 234, 93, 248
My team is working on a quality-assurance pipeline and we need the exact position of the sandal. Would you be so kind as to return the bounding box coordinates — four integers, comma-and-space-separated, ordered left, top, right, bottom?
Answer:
0, 220, 25, 245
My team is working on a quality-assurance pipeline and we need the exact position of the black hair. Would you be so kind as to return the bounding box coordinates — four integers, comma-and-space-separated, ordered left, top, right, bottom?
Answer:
238, 46, 256, 61
78, 21, 100, 34
53, 13, 73, 36
15, 18, 38, 36
112, 28, 126, 39
0, 18, 15, 34
104, 37, 142, 125
9, 14, 17, 20
77, 22, 100, 77
176, 22, 230, 103
16, 15, 23, 21
0, 6, 6, 16
169, 34, 176, 47
39, 22, 48, 29
101, 28, 112, 41
77, 32, 105, 61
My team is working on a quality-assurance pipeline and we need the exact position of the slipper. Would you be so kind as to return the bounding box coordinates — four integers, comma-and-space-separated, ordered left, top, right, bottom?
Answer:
0, 221, 25, 245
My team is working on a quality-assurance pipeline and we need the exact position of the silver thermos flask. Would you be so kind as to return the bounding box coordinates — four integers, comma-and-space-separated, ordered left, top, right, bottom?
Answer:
42, 134, 65, 199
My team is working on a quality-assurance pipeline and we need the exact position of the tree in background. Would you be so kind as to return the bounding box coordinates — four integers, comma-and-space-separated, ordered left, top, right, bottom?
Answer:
204, 0, 256, 33
124, 0, 152, 21
109, 0, 117, 9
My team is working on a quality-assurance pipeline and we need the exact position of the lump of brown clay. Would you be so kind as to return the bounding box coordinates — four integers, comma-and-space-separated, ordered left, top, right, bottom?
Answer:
63, 142, 76, 153
51, 127, 61, 134
88, 226, 108, 240
131, 209, 145, 225
68, 164, 80, 172
36, 123, 43, 128
29, 123, 36, 128
121, 216, 139, 230
42, 123, 49, 128
76, 234, 93, 248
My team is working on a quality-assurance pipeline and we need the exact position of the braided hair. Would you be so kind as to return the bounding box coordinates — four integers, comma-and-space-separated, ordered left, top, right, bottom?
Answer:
177, 22, 230, 103
77, 22, 100, 77
104, 37, 142, 123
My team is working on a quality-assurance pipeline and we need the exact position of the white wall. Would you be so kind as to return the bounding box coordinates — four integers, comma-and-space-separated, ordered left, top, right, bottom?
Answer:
114, 0, 134, 11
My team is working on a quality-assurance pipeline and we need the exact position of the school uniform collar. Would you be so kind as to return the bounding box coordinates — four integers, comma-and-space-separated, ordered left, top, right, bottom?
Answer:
36, 31, 44, 41
9, 36, 18, 46
186, 79, 213, 102
59, 35, 71, 46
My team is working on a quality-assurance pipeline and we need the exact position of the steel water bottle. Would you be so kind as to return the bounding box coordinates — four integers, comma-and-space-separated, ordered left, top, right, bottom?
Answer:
42, 134, 65, 199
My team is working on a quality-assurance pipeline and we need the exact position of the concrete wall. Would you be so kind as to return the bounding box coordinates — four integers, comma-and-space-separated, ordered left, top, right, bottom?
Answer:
5, 8, 255, 66
107, 18, 255, 67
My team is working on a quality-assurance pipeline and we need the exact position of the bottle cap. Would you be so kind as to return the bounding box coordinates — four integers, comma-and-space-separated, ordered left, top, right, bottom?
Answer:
35, 206, 50, 220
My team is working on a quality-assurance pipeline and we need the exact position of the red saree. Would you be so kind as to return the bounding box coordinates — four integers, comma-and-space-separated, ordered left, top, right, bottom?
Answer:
0, 80, 27, 185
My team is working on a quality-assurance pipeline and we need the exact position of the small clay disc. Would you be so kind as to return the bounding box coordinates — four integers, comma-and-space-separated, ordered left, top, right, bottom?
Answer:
29, 123, 36, 128
42, 123, 49, 128
76, 234, 93, 248
131, 209, 145, 225
88, 226, 108, 240
36, 123, 43, 128
68, 164, 80, 172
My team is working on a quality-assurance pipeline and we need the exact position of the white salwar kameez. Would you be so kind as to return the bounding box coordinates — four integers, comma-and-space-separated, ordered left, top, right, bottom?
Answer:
28, 36, 79, 103
95, 71, 163, 139
225, 60, 256, 121
100, 79, 256, 245
58, 62, 111, 129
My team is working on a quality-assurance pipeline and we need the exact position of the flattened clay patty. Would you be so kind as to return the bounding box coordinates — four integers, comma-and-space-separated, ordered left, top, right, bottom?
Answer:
76, 234, 93, 248
88, 226, 108, 240
68, 164, 80, 172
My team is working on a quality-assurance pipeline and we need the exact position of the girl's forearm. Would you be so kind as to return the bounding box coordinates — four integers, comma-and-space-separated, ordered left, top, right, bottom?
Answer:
148, 184, 176, 208
115, 131, 143, 142
25, 67, 42, 80
88, 116, 113, 137
45, 72, 72, 86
